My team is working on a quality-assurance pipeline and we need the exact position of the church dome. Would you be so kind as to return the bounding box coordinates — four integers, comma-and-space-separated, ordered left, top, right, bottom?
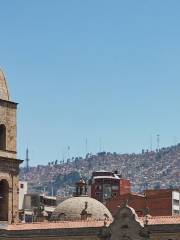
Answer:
51, 196, 113, 221
0, 69, 10, 101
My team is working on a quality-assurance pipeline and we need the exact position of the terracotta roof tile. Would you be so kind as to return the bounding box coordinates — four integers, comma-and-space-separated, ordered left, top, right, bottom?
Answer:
5, 215, 180, 231
140, 215, 180, 225
7, 220, 110, 231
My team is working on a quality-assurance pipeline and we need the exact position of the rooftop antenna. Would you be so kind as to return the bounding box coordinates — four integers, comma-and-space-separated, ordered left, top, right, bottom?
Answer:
25, 148, 30, 172
51, 181, 54, 196
61, 149, 65, 164
67, 146, 70, 160
173, 136, 177, 146
85, 137, 88, 157
99, 137, 102, 152
150, 135, 153, 151
157, 134, 160, 151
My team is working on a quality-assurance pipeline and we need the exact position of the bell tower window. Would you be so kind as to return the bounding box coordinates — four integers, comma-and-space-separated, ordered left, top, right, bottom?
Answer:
0, 124, 6, 150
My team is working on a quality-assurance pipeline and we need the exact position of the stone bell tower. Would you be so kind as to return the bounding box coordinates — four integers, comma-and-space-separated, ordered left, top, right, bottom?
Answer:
0, 69, 23, 223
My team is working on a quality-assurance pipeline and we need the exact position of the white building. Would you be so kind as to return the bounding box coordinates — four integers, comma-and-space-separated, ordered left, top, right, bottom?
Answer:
172, 190, 180, 215
19, 181, 28, 210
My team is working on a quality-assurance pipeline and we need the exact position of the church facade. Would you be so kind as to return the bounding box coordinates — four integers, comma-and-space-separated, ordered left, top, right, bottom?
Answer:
0, 69, 22, 223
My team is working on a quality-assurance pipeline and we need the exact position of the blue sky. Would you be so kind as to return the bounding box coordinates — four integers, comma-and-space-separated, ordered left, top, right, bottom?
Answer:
1, 1, 180, 165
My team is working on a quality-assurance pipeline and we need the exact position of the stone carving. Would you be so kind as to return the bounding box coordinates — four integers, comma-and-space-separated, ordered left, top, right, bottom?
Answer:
102, 204, 149, 240
81, 201, 92, 220
0, 159, 19, 175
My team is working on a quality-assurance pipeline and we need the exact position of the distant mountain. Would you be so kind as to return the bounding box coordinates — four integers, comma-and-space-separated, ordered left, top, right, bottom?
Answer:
20, 144, 180, 196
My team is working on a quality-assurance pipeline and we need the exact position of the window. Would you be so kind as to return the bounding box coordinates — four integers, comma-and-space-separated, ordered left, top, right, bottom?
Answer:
0, 124, 6, 150
173, 210, 179, 215
113, 192, 117, 198
20, 184, 24, 189
173, 199, 179, 205
112, 185, 119, 190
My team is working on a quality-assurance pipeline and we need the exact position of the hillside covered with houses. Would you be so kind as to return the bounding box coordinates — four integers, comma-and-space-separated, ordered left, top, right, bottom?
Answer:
20, 144, 180, 196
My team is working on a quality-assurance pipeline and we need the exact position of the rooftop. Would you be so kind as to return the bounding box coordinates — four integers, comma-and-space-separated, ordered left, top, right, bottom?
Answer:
141, 215, 180, 225
3, 215, 180, 231
6, 220, 107, 231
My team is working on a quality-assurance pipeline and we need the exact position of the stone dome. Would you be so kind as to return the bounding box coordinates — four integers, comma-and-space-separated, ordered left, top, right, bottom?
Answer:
51, 196, 113, 221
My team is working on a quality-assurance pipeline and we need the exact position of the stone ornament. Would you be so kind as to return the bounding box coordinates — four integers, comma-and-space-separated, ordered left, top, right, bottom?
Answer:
102, 203, 149, 240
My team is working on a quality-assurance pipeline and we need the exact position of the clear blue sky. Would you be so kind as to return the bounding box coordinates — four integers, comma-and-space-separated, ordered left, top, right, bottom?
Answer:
1, 1, 180, 166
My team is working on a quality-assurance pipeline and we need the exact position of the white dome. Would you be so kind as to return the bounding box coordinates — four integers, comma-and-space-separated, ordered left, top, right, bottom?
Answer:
51, 196, 113, 221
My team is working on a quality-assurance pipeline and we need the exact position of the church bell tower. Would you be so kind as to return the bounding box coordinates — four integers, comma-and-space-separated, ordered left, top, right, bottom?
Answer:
0, 69, 23, 223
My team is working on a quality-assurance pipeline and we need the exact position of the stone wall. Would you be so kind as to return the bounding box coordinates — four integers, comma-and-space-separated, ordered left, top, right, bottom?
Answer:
0, 236, 101, 240
0, 225, 180, 240
0, 97, 22, 224
149, 224, 180, 240
0, 228, 103, 240
0, 100, 17, 156
150, 233, 180, 240
0, 158, 20, 223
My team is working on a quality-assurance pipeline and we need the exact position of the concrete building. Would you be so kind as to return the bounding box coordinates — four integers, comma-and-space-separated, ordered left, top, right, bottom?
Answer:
19, 181, 28, 210
172, 190, 180, 215
89, 171, 131, 203
20, 193, 57, 222
0, 69, 23, 223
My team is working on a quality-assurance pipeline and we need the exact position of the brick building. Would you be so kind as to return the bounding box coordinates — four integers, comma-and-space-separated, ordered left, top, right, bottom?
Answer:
106, 189, 180, 217
145, 189, 180, 216
0, 69, 22, 223
89, 171, 131, 203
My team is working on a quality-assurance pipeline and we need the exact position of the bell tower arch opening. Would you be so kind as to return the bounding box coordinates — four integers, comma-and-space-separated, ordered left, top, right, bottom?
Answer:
0, 124, 6, 150
0, 179, 9, 221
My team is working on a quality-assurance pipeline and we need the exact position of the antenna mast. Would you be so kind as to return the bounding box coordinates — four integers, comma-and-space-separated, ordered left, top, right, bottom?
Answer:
99, 137, 102, 152
150, 135, 152, 151
157, 134, 160, 151
25, 148, 30, 172
85, 137, 88, 157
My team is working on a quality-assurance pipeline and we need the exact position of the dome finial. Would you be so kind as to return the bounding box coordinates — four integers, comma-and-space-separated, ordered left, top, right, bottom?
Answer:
0, 68, 10, 101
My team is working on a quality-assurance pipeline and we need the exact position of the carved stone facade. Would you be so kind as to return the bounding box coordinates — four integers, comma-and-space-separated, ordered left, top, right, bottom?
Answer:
0, 69, 22, 223
101, 204, 149, 240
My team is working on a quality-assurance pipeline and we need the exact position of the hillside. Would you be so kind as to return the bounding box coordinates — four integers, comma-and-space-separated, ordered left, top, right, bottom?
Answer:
20, 144, 180, 196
